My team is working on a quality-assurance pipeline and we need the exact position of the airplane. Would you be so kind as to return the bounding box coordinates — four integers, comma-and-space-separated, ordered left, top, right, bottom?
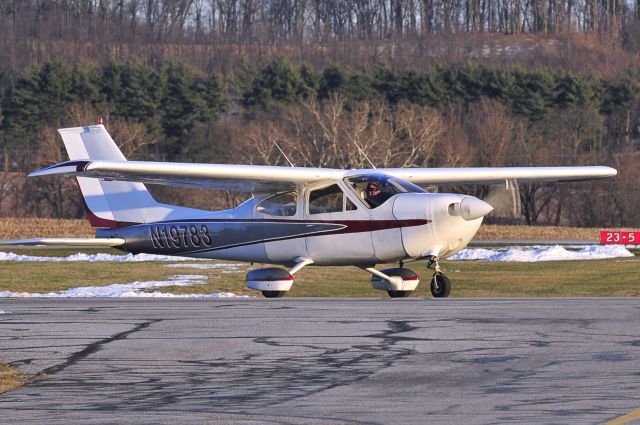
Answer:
4, 124, 617, 298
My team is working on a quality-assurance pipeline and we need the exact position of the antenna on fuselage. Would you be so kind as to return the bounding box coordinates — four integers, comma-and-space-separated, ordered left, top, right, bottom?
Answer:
273, 140, 295, 167
353, 141, 376, 169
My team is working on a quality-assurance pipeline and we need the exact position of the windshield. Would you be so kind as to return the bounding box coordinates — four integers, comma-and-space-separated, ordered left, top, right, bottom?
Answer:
345, 174, 425, 208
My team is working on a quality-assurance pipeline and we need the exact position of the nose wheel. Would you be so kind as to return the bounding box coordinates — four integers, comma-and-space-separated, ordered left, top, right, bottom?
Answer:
427, 256, 451, 298
430, 272, 451, 298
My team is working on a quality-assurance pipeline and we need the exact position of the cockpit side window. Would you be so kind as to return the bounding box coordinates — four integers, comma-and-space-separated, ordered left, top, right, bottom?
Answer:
256, 192, 297, 216
345, 174, 425, 209
309, 184, 344, 214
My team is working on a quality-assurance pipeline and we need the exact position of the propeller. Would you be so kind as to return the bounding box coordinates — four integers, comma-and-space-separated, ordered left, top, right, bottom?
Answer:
482, 179, 521, 218
459, 197, 494, 220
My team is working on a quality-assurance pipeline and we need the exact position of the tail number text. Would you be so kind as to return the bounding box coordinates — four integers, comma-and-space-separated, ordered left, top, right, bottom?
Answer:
150, 224, 212, 249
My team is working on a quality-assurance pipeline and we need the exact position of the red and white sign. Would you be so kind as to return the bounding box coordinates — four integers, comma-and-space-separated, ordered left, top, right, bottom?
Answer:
600, 231, 639, 244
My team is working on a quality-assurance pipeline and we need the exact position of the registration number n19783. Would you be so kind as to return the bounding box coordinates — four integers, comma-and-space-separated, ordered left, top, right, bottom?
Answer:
150, 224, 212, 249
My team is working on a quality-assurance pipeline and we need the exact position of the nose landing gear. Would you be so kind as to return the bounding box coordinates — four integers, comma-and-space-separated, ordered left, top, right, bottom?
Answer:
427, 256, 451, 298
430, 272, 451, 298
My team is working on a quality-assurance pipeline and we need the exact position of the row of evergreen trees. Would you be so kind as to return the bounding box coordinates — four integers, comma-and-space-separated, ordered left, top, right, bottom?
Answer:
1, 58, 638, 163
243, 58, 639, 123
1, 61, 226, 159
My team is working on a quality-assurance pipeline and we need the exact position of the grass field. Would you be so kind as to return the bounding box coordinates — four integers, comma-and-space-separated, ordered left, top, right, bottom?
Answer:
0, 248, 638, 297
0, 364, 25, 394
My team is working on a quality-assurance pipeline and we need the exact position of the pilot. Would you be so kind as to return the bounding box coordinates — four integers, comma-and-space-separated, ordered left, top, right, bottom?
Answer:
365, 180, 392, 208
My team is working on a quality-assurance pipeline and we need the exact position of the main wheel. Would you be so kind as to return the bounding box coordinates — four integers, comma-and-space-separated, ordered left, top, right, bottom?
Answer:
430, 272, 451, 298
262, 290, 286, 298
387, 290, 413, 298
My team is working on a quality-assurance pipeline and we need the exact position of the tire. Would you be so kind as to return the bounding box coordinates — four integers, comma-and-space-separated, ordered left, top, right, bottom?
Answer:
430, 273, 451, 298
262, 290, 286, 298
387, 290, 413, 298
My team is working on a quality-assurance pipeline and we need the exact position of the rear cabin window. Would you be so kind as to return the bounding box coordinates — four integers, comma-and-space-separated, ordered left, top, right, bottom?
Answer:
256, 192, 297, 216
309, 184, 344, 214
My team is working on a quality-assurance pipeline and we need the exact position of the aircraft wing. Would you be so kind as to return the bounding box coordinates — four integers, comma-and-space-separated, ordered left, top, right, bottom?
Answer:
30, 160, 345, 192
31, 160, 616, 191
376, 166, 617, 185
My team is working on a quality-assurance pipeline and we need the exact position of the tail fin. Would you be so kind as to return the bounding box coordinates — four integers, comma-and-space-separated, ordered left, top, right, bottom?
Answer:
58, 124, 206, 228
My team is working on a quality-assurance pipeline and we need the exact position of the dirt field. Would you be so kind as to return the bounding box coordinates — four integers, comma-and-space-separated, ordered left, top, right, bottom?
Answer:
0, 218, 94, 239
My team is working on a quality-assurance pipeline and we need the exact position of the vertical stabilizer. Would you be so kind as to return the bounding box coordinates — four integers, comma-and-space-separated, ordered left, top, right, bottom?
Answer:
58, 125, 207, 227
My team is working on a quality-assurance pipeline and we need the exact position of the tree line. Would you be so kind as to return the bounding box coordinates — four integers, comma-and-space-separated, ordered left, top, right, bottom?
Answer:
1, 0, 637, 42
2, 0, 640, 82
2, 59, 638, 160
0, 58, 637, 227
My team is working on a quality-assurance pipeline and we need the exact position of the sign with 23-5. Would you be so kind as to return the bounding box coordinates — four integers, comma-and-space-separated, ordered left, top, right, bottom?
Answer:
600, 231, 639, 244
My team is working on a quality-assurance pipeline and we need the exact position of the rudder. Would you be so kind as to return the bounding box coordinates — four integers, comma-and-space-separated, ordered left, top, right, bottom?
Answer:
58, 124, 206, 227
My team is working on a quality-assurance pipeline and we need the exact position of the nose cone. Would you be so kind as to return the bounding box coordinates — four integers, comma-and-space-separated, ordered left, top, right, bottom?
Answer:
460, 197, 494, 221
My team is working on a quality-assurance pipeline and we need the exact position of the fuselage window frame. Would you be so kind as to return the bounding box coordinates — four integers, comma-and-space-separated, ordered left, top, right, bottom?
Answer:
255, 191, 298, 217
307, 184, 344, 215
305, 182, 361, 215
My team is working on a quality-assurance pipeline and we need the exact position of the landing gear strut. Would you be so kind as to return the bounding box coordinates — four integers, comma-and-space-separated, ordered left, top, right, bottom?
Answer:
427, 256, 451, 298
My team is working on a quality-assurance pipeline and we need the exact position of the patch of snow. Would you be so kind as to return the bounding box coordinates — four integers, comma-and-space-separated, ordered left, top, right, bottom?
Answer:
450, 245, 634, 262
0, 252, 206, 262
164, 263, 244, 270
0, 310, 8, 314
0, 274, 247, 298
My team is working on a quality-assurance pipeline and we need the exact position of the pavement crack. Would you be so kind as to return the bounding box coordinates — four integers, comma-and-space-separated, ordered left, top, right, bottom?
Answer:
232, 319, 419, 410
28, 319, 161, 384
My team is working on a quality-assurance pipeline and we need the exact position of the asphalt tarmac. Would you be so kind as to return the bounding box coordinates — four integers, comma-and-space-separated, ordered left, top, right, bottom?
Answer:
1, 298, 639, 425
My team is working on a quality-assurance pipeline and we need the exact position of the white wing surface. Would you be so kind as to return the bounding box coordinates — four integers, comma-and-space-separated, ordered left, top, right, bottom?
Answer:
31, 160, 345, 192
31, 160, 616, 191
375, 166, 617, 184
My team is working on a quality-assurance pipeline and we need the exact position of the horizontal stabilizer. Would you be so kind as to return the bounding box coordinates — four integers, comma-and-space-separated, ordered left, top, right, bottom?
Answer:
0, 238, 126, 247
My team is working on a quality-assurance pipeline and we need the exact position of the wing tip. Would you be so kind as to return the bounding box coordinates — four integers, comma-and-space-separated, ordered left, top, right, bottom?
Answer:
29, 160, 91, 177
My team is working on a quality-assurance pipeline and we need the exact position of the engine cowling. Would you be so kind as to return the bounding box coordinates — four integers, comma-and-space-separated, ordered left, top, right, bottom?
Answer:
392, 193, 491, 259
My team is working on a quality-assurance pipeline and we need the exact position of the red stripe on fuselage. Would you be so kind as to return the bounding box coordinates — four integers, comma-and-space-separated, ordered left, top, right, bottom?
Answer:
157, 218, 431, 253
157, 218, 430, 234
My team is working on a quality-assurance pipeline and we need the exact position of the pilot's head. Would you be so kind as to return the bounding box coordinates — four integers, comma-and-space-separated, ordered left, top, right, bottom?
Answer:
366, 181, 381, 196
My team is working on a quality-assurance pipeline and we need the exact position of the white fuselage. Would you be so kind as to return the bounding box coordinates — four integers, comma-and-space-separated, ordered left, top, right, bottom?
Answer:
103, 177, 489, 267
